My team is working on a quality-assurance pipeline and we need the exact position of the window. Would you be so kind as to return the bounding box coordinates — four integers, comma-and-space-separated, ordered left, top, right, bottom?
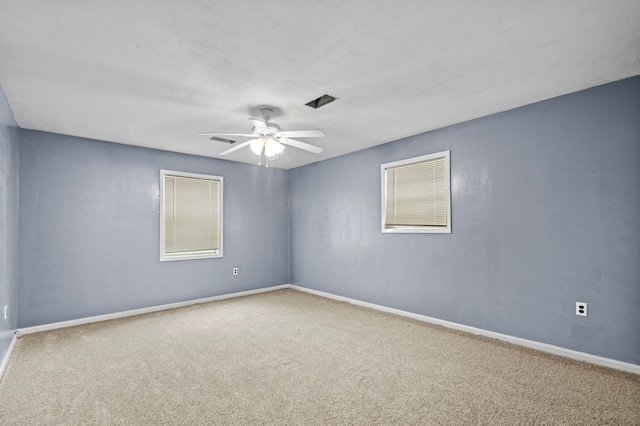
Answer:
381, 150, 451, 233
160, 170, 223, 261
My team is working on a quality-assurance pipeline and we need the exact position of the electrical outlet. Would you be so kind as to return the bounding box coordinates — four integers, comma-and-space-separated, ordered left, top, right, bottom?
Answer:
3, 305, 7, 320
233, 267, 238, 276
576, 302, 587, 317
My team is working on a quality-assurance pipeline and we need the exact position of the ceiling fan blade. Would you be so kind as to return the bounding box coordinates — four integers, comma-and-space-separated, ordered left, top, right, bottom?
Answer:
278, 129, 325, 138
279, 137, 324, 154
218, 140, 253, 155
199, 133, 254, 137
249, 118, 268, 132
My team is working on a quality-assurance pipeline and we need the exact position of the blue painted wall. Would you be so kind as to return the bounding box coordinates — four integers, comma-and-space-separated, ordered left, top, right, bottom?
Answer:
289, 76, 640, 365
8, 76, 640, 366
0, 84, 19, 363
18, 131, 289, 327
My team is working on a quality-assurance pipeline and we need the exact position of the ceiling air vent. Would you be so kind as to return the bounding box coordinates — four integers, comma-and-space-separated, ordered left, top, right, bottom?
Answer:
305, 94, 337, 109
209, 136, 235, 144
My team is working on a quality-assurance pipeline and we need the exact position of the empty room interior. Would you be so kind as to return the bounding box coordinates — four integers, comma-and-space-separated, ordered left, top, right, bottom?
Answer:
0, 1, 639, 424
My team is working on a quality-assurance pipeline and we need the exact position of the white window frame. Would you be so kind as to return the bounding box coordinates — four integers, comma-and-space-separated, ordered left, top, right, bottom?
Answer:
160, 170, 223, 261
381, 150, 451, 234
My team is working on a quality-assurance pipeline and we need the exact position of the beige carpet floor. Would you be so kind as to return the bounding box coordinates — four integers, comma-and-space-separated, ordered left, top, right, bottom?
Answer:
0, 289, 638, 425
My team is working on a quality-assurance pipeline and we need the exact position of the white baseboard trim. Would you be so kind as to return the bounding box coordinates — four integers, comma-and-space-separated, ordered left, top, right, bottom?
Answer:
289, 285, 640, 375
0, 333, 18, 382
14, 283, 639, 375
17, 284, 290, 336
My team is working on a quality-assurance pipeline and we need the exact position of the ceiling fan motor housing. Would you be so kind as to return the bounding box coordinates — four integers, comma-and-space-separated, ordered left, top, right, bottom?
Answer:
255, 122, 281, 137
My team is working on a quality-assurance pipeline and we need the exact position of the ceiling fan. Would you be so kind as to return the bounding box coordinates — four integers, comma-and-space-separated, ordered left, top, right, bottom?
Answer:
200, 108, 325, 165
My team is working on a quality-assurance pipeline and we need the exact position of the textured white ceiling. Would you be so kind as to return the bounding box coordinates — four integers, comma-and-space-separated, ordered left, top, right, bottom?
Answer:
0, 1, 638, 169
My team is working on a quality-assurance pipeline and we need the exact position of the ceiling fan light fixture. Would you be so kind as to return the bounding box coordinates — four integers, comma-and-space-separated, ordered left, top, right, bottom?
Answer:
250, 139, 264, 155
250, 137, 285, 157
264, 138, 285, 157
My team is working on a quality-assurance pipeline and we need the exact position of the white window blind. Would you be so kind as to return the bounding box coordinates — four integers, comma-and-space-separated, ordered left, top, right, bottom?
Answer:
161, 171, 223, 260
381, 151, 451, 233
